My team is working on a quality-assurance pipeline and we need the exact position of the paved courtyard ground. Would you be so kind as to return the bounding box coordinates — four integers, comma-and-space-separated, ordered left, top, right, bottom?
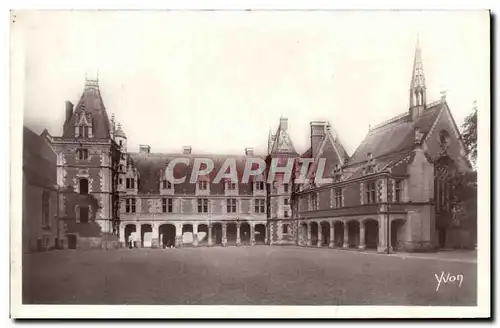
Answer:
22, 246, 476, 305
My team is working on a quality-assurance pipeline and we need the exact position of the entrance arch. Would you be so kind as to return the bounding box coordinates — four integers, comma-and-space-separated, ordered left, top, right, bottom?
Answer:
240, 222, 251, 245
198, 224, 209, 246
320, 221, 330, 247
310, 222, 319, 246
159, 224, 176, 248
347, 220, 360, 248
391, 219, 406, 251
182, 224, 194, 246
363, 219, 379, 249
124, 224, 137, 245
211, 223, 223, 245
254, 224, 266, 244
226, 223, 237, 245
333, 221, 344, 247
299, 222, 308, 245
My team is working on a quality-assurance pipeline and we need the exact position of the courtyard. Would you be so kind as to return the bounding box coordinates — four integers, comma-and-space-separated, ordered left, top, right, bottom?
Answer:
22, 246, 476, 305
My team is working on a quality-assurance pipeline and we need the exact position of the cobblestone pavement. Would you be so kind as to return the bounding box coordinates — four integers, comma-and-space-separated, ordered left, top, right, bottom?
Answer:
22, 246, 477, 305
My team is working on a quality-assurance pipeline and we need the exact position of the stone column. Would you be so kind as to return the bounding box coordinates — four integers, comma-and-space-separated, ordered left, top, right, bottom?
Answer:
236, 222, 241, 246
358, 221, 366, 249
159, 233, 163, 248
175, 223, 183, 248
151, 224, 159, 248
264, 224, 268, 244
119, 224, 125, 248
343, 222, 349, 248
193, 224, 199, 247
377, 216, 390, 253
329, 223, 334, 248
250, 224, 255, 246
208, 224, 213, 247
222, 223, 227, 247
317, 223, 323, 248
307, 222, 312, 246
135, 224, 141, 248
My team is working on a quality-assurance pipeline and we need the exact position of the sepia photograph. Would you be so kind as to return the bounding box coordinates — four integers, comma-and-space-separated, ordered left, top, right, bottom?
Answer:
10, 9, 490, 318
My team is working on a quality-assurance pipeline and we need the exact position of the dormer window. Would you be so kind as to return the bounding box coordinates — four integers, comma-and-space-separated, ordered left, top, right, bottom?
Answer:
75, 112, 93, 138
255, 181, 265, 191
77, 149, 89, 160
227, 181, 236, 190
198, 181, 208, 190
79, 125, 89, 138
161, 179, 172, 189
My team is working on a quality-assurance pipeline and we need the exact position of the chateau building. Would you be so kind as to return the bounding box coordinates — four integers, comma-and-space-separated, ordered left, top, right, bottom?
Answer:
34, 40, 474, 252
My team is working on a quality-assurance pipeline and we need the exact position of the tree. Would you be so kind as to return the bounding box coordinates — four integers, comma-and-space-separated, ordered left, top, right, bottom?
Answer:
461, 105, 477, 166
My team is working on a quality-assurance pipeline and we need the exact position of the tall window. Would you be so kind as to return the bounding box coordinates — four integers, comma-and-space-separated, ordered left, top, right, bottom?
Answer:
365, 181, 377, 204
283, 224, 289, 234
284, 198, 289, 205
310, 193, 318, 210
255, 199, 265, 213
255, 181, 265, 191
126, 199, 136, 213
198, 181, 208, 190
227, 182, 236, 190
197, 198, 209, 213
226, 198, 237, 213
394, 180, 403, 203
284, 210, 289, 218
41, 191, 50, 227
126, 178, 135, 189
162, 198, 173, 213
79, 178, 89, 194
79, 206, 89, 223
335, 188, 343, 207
77, 149, 88, 160
283, 183, 289, 193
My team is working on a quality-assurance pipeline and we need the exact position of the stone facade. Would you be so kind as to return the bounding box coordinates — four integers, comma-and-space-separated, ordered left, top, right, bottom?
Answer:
23, 127, 63, 252
40, 42, 474, 253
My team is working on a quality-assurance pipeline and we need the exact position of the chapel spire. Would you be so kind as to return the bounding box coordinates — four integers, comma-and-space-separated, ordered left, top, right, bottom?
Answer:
409, 35, 426, 120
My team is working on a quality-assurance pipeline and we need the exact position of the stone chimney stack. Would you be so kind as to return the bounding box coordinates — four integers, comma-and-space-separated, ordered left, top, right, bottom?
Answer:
183, 146, 192, 154
280, 117, 288, 131
310, 121, 329, 158
139, 145, 151, 154
65, 101, 74, 123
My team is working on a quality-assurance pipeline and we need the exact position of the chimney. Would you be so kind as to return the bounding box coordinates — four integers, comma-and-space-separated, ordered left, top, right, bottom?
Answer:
183, 146, 192, 154
245, 148, 254, 156
280, 117, 288, 131
310, 121, 328, 158
139, 145, 151, 154
65, 101, 74, 123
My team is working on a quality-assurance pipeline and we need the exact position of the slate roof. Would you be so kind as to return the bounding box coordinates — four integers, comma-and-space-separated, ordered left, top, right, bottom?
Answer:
23, 127, 57, 188
128, 152, 267, 195
62, 80, 111, 139
346, 101, 443, 167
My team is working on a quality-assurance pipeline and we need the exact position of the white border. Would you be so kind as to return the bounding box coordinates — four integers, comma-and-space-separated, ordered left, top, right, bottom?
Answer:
7, 4, 492, 320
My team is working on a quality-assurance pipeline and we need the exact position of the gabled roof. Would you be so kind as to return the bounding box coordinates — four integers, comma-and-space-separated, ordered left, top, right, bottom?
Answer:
305, 128, 349, 179
23, 127, 57, 188
62, 79, 111, 139
127, 152, 267, 195
269, 118, 297, 155
346, 100, 443, 167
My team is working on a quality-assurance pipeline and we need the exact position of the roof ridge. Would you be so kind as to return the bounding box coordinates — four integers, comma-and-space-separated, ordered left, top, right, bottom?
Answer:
370, 112, 408, 131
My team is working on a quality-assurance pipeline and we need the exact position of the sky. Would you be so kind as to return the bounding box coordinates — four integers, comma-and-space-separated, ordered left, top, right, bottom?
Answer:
19, 10, 489, 156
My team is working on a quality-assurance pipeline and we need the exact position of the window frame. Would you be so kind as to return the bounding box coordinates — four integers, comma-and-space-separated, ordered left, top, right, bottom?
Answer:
197, 198, 209, 213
